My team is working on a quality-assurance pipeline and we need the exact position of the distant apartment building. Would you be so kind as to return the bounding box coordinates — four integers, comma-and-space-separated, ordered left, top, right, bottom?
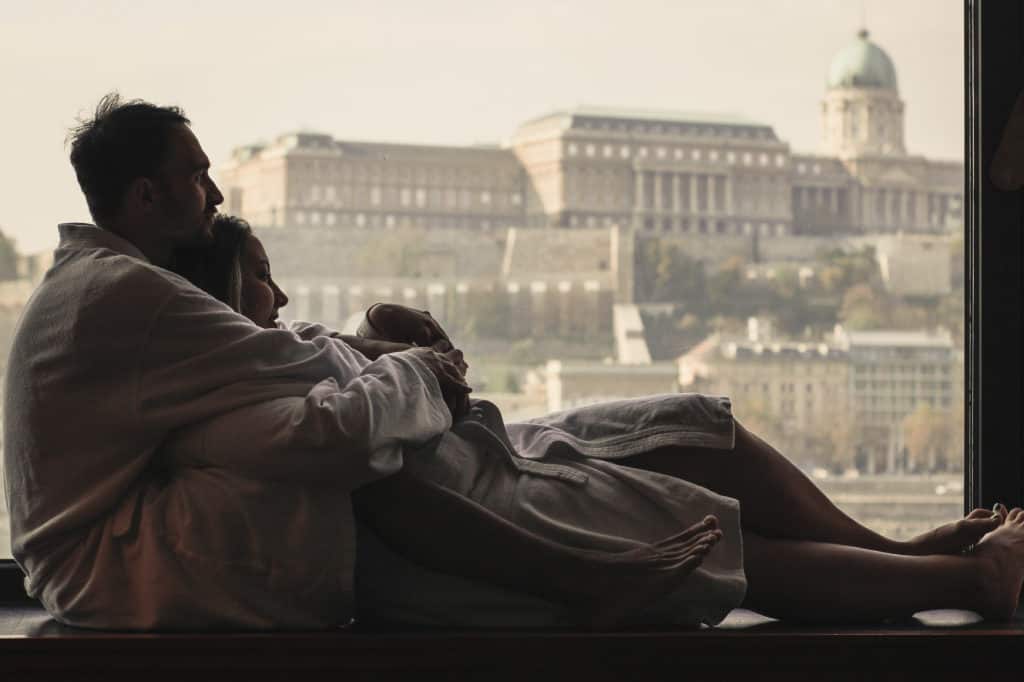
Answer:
678, 321, 960, 472
219, 30, 961, 242
835, 327, 959, 470
519, 304, 677, 414
533, 360, 680, 414
678, 321, 851, 444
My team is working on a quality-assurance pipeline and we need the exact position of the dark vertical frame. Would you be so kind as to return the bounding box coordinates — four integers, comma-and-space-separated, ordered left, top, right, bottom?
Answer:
966, 0, 1024, 512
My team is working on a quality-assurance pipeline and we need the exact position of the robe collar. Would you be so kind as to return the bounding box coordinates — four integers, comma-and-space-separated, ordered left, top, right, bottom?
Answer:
57, 223, 150, 263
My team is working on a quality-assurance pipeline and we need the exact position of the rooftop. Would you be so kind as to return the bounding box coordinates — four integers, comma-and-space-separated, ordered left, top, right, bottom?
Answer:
839, 330, 954, 348
519, 105, 770, 133
826, 29, 899, 91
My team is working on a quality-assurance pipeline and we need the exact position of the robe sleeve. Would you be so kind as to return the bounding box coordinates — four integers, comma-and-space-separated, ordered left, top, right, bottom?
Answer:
140, 284, 451, 485
286, 320, 345, 341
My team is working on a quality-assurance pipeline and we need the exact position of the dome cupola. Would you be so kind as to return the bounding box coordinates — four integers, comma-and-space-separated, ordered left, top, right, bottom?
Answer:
820, 29, 905, 157
826, 29, 899, 92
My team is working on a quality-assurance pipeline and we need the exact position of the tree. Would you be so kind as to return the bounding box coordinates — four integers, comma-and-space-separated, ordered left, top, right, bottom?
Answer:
839, 283, 893, 329
901, 404, 957, 472
0, 230, 18, 281
634, 237, 707, 308
705, 256, 745, 314
805, 404, 857, 472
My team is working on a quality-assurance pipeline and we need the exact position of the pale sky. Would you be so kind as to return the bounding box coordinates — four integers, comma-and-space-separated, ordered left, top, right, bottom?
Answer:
0, 0, 962, 254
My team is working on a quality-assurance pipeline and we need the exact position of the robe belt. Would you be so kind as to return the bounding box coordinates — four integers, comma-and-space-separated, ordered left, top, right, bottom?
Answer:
455, 400, 588, 486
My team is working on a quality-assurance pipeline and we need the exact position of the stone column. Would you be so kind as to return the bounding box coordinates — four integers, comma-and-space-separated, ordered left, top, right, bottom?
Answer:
707, 175, 717, 215
633, 170, 645, 229
294, 285, 311, 322
653, 172, 663, 214
672, 173, 681, 214
690, 174, 699, 214
724, 175, 734, 215
829, 187, 839, 214
323, 284, 340, 328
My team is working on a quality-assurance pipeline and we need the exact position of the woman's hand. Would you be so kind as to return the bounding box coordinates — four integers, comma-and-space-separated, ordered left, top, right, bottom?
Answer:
360, 303, 451, 347
359, 303, 469, 377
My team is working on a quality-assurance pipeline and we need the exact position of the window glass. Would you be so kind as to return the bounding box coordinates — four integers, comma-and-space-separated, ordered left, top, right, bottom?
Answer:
0, 1, 964, 560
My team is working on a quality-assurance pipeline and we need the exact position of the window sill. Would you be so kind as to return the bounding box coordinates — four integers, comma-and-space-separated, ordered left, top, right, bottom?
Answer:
2, 604, 1021, 681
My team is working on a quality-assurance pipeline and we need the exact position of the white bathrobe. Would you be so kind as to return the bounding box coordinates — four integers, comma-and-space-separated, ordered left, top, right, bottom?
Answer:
171, 321, 748, 628
2, 223, 451, 630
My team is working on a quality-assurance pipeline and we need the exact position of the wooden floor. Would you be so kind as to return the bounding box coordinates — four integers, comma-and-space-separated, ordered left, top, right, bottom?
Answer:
2, 604, 1024, 680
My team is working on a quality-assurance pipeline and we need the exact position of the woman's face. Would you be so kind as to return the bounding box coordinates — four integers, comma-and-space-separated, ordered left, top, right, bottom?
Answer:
240, 236, 289, 328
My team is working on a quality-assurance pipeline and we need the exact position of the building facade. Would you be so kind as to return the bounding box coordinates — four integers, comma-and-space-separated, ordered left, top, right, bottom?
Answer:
677, 323, 960, 472
259, 224, 628, 342
219, 30, 962, 242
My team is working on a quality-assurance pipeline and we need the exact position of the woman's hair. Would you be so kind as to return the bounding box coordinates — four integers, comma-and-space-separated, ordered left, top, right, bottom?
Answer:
172, 214, 252, 311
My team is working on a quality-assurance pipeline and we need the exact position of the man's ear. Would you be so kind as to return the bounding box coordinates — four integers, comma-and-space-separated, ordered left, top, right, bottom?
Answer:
127, 177, 158, 213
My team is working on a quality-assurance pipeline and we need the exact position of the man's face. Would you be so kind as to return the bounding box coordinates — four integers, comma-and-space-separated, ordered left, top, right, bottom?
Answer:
150, 125, 224, 247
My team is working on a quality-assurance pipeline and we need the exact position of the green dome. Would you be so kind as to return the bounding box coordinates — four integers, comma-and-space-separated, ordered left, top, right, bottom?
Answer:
826, 29, 898, 91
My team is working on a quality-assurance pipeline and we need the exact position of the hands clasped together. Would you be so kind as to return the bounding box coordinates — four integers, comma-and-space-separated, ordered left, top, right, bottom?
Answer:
358, 303, 472, 420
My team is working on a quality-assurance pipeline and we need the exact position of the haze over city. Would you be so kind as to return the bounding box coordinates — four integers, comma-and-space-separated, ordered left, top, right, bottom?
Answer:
1, 0, 961, 253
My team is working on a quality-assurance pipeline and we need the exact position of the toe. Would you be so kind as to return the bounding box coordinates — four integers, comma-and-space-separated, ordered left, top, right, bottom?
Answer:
966, 516, 1001, 531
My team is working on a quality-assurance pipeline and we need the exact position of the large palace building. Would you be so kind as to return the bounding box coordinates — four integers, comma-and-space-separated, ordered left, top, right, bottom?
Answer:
220, 30, 962, 239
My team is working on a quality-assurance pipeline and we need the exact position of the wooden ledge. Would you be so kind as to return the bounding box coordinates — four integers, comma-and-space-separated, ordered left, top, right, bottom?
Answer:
2, 605, 1023, 681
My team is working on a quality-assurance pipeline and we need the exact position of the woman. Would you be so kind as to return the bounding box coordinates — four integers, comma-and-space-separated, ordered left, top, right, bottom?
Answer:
171, 215, 1024, 626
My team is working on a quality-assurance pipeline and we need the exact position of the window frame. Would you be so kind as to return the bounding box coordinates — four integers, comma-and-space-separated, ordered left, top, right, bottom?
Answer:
964, 0, 1024, 512
0, 0, 1020, 605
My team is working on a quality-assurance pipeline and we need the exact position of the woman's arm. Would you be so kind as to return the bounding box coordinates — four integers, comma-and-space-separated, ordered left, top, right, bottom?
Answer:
352, 470, 713, 627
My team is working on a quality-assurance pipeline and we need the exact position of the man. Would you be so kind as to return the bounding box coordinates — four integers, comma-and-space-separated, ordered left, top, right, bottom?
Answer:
1, 93, 479, 628
2, 94, 697, 629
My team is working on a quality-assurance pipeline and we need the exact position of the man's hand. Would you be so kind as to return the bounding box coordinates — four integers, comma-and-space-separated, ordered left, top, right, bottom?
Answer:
407, 347, 472, 421
432, 341, 468, 377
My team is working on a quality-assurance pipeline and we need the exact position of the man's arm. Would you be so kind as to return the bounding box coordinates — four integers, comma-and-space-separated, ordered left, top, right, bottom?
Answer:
141, 287, 454, 488
337, 335, 411, 360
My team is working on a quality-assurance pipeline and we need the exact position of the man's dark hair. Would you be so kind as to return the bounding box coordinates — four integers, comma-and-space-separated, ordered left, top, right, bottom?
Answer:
67, 92, 190, 223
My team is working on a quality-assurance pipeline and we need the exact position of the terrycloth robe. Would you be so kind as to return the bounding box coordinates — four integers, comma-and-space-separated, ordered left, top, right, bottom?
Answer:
2, 223, 451, 630
177, 322, 748, 627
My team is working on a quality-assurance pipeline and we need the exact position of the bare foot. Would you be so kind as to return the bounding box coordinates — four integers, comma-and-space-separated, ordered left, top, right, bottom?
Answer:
973, 508, 1024, 620
582, 515, 722, 629
903, 508, 1001, 555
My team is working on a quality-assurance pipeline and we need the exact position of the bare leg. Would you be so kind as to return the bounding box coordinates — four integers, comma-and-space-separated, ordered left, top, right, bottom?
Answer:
621, 421, 997, 555
741, 513, 1024, 623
